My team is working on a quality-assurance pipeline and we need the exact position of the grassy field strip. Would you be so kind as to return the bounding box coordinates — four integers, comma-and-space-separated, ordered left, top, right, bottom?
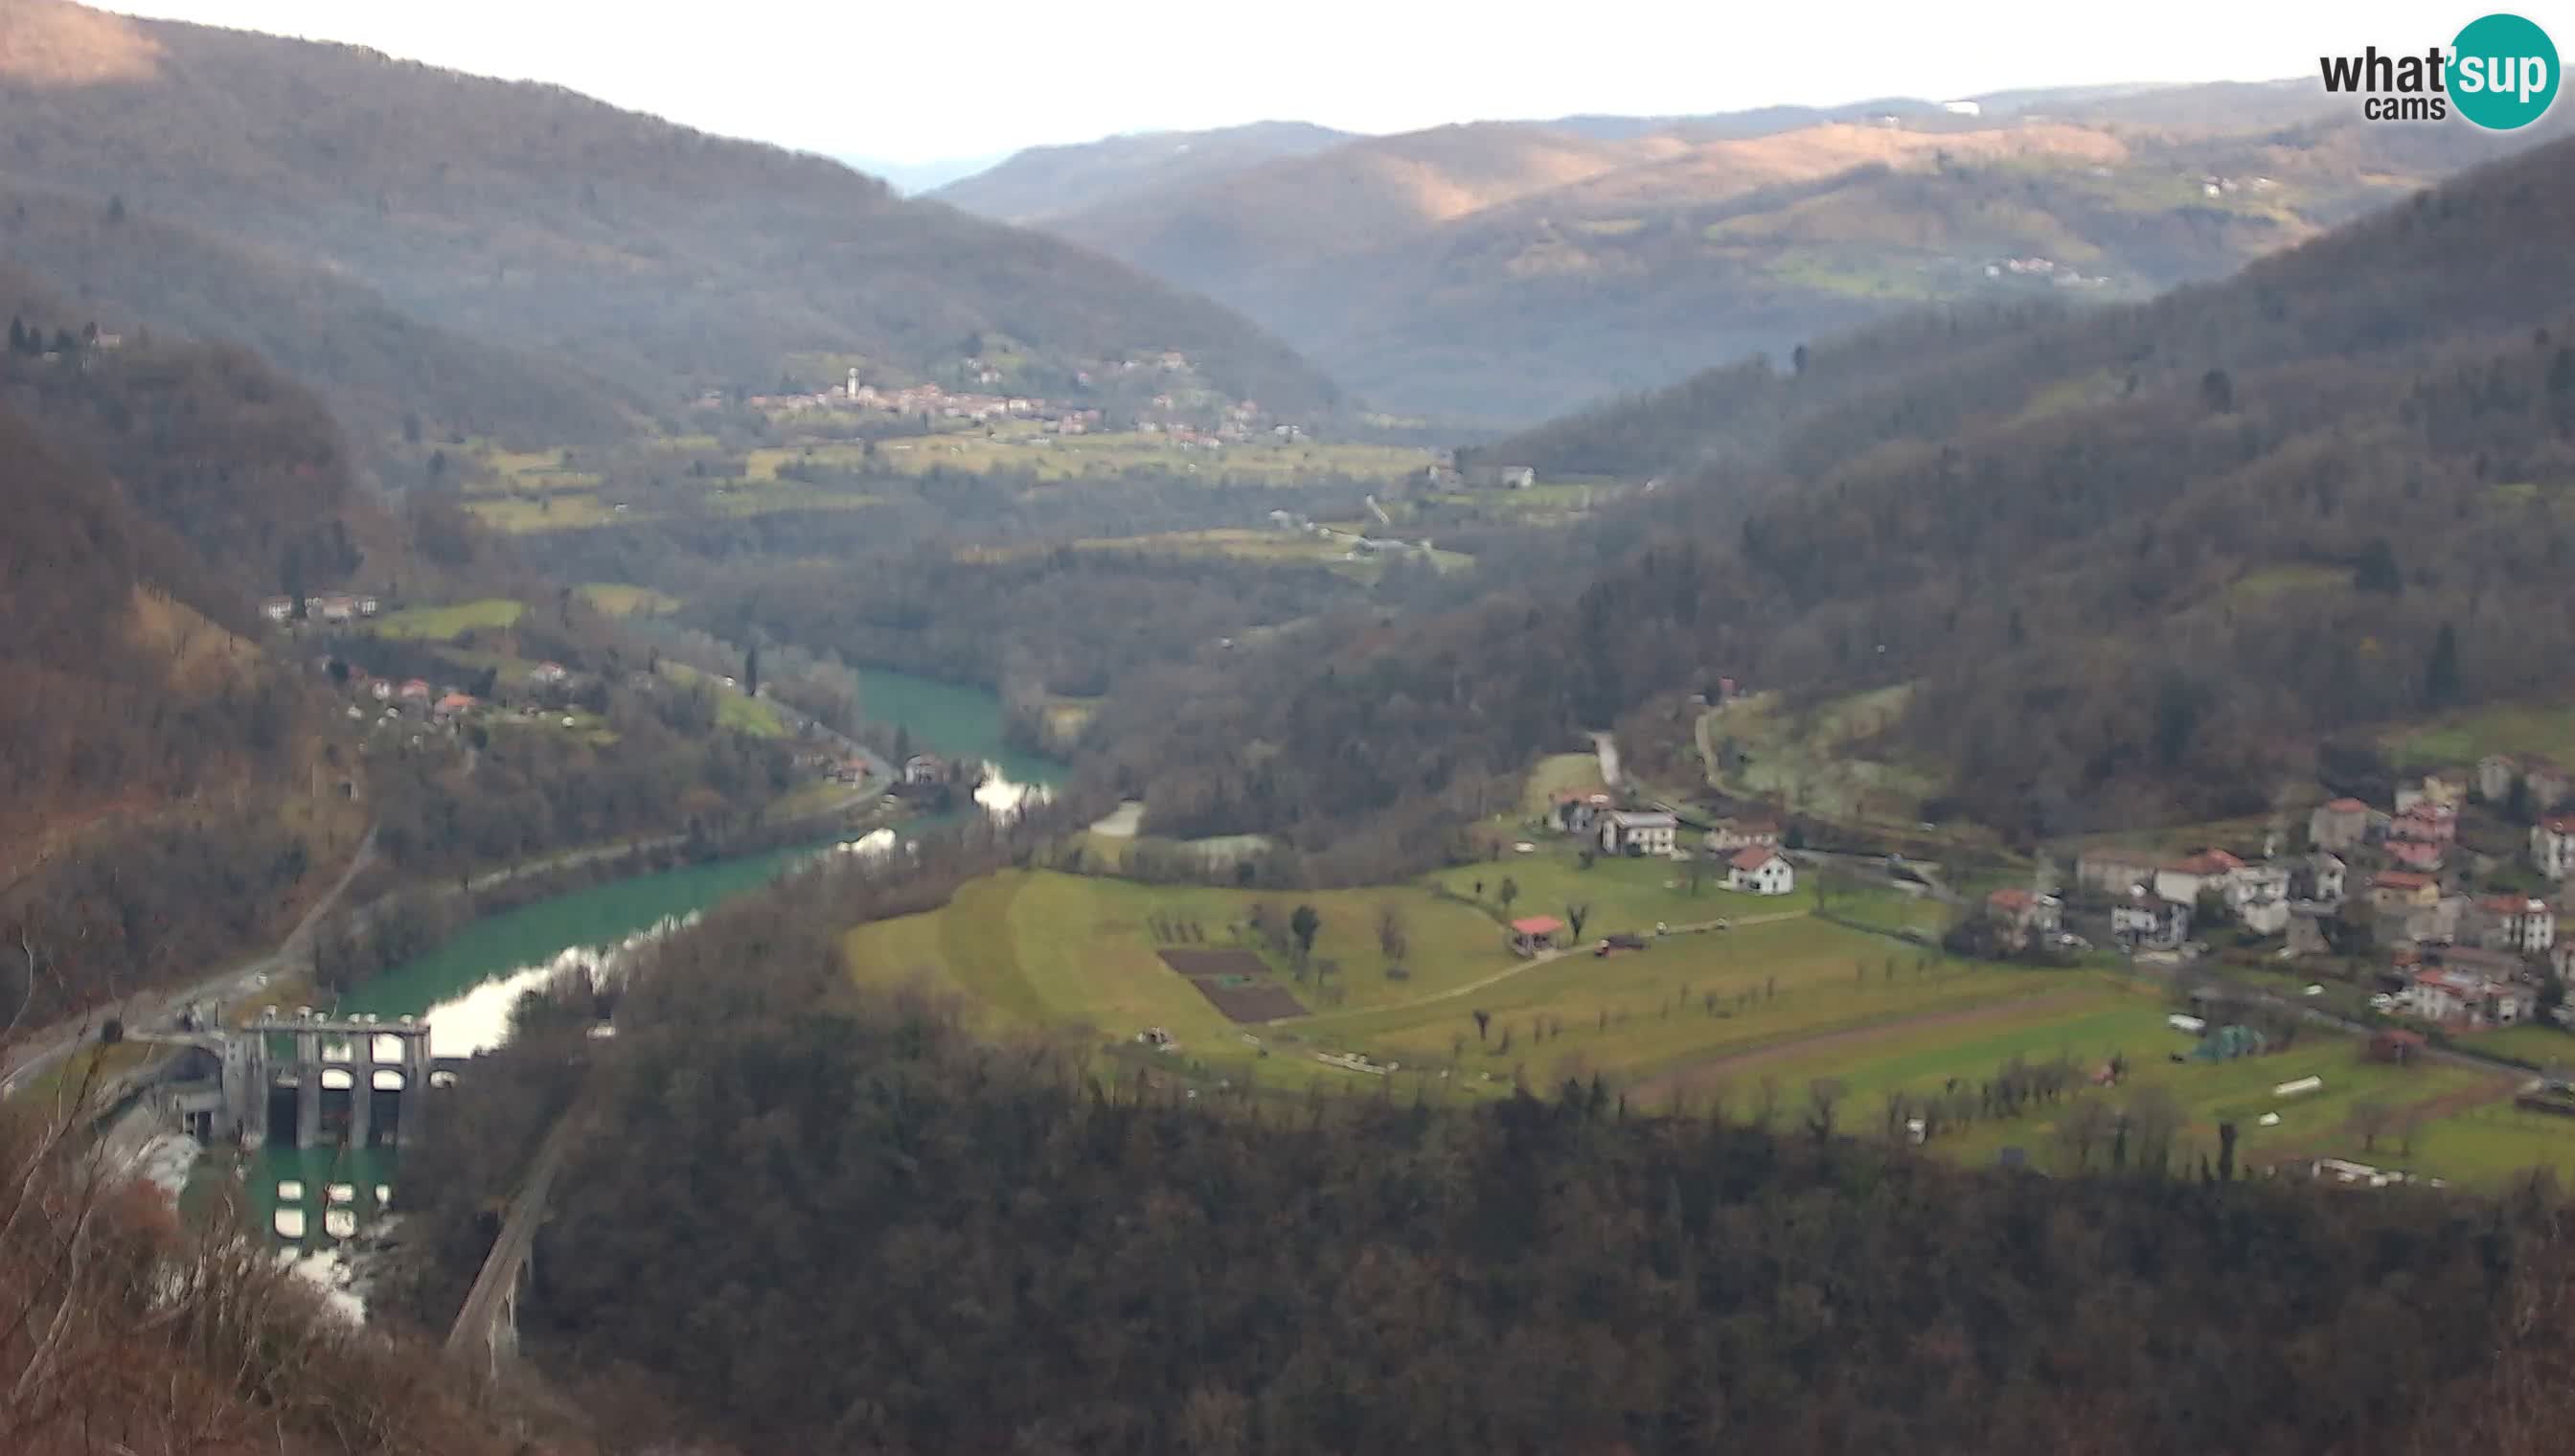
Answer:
1309, 919, 2031, 1080
2306, 1099, 2575, 1184
369, 598, 525, 640
1629, 980, 2138, 1104
1298, 908, 1813, 1031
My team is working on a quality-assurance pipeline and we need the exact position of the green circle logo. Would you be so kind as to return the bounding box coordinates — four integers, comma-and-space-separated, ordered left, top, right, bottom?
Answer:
2451, 12, 2559, 129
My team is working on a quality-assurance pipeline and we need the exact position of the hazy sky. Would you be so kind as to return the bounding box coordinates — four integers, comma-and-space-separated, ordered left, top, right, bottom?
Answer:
109, 1, 2466, 166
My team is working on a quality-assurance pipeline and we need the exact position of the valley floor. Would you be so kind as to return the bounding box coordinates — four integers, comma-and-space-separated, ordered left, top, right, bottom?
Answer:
839, 831, 2575, 1188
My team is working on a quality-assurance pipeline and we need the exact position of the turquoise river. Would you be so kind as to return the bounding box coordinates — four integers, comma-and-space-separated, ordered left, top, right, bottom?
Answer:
245, 666, 1061, 1253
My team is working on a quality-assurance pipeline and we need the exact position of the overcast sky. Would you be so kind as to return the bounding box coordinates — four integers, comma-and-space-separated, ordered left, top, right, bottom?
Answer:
108, 1, 2468, 166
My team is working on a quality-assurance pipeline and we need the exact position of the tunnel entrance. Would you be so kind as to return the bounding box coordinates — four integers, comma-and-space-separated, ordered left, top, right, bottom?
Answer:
266, 1083, 302, 1148
366, 1088, 403, 1147
318, 1086, 353, 1142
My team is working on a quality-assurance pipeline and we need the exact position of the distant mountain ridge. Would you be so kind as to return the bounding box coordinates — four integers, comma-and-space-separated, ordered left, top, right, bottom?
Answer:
941, 79, 2543, 421
0, 0, 1342, 449
931, 120, 1355, 223
1102, 130, 2575, 854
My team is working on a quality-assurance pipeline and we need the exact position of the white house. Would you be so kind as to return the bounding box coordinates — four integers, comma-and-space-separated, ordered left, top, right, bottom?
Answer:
1599, 810, 1678, 857
2235, 891, 2292, 937
2110, 892, 2191, 950
2533, 814, 2575, 879
1728, 846, 1795, 896
2296, 852, 2347, 904
903, 755, 945, 785
2473, 896, 2557, 955
2153, 849, 2245, 907
2308, 798, 2372, 853
260, 597, 295, 624
2404, 968, 2535, 1027
2225, 864, 2293, 937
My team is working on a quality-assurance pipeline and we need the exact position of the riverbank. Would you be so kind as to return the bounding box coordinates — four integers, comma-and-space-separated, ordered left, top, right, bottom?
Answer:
165, 664, 1068, 1262
856, 665, 1069, 795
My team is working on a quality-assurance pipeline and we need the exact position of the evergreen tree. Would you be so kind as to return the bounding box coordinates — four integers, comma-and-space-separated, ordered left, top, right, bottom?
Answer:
7, 316, 25, 354
2427, 622, 2462, 708
2199, 367, 2235, 415
2356, 536, 2404, 594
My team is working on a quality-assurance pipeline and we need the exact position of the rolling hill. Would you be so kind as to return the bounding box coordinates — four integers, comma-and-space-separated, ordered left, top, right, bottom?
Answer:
0, 181, 642, 449
976, 83, 2554, 421
0, 0, 1341, 450
1093, 131, 2575, 856
1042, 122, 1694, 306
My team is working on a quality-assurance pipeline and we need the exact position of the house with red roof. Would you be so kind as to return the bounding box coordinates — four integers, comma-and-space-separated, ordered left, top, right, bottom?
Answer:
2154, 849, 2245, 907
1727, 846, 1795, 896
2384, 837, 2446, 874
2369, 870, 2440, 915
1507, 916, 1564, 957
2402, 967, 2535, 1027
1983, 888, 2062, 951
2389, 802, 2457, 845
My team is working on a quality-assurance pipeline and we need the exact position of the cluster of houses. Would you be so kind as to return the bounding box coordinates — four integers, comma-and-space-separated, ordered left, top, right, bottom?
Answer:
1418, 456, 1537, 489
1544, 794, 1798, 897
2064, 759, 2575, 1033
719, 350, 1285, 441
1263, 511, 1442, 563
262, 592, 381, 626
328, 656, 593, 737
734, 377, 1096, 429
335, 671, 476, 726
1979, 255, 2112, 289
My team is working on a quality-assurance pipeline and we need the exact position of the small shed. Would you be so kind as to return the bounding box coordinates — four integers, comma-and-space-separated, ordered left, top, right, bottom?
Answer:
2369, 1028, 2428, 1065
1507, 916, 1564, 958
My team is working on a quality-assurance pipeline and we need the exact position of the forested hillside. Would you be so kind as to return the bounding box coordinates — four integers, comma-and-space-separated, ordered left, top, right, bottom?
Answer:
0, 1102, 526, 1454
0, 297, 791, 1021
0, 0, 1340, 445
389, 861, 2575, 1456
1090, 132, 2575, 856
0, 181, 640, 447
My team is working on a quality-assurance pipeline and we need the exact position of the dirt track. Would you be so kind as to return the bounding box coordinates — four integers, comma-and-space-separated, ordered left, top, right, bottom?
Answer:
1628, 986, 2109, 1103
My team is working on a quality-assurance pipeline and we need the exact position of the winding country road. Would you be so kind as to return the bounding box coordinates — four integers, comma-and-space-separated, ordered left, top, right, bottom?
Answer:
1, 823, 380, 1100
